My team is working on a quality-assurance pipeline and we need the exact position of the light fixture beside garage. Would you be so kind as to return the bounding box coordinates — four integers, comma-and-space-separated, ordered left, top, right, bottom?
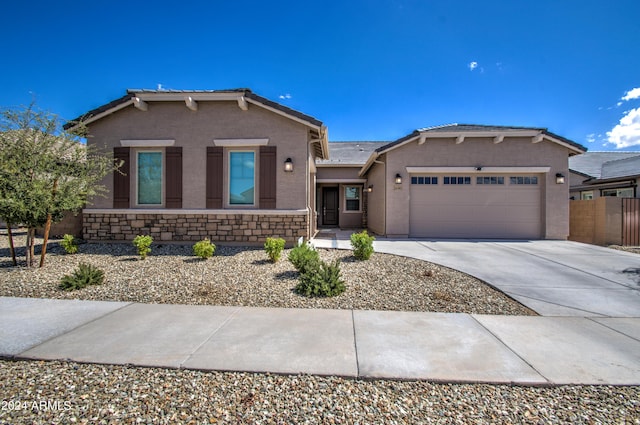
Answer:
555, 173, 565, 184
395, 173, 402, 184
284, 158, 293, 172
367, 185, 373, 193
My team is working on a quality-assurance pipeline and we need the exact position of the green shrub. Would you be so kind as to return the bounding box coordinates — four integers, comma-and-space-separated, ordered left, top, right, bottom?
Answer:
132, 235, 153, 260
288, 241, 320, 274
264, 237, 286, 262
60, 234, 78, 254
59, 263, 105, 291
295, 259, 345, 297
350, 230, 375, 260
193, 238, 216, 259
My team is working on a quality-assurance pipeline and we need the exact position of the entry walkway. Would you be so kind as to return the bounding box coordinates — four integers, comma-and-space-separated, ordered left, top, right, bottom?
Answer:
312, 235, 640, 317
1, 297, 640, 385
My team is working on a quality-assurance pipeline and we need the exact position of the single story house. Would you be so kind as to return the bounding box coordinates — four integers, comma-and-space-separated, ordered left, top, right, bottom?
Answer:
569, 152, 640, 200
66, 89, 586, 242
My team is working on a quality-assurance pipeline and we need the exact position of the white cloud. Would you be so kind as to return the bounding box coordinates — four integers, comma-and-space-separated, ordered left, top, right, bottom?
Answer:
468, 61, 478, 71
278, 94, 292, 100
586, 133, 596, 143
622, 87, 640, 101
606, 107, 640, 148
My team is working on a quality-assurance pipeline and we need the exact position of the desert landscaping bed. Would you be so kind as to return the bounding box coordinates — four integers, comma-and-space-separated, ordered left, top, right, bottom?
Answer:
0, 360, 638, 424
0, 231, 534, 315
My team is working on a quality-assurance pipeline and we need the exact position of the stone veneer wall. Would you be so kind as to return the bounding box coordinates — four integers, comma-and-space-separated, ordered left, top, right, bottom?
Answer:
83, 211, 309, 243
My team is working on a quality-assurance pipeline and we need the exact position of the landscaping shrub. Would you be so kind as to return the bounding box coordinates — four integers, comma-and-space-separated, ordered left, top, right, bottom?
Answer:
288, 241, 320, 274
132, 235, 153, 260
295, 259, 345, 297
264, 237, 286, 262
350, 230, 375, 260
193, 238, 216, 259
60, 234, 78, 254
59, 263, 105, 291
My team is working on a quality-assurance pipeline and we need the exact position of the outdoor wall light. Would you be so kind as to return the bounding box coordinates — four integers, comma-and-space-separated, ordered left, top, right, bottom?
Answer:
555, 173, 565, 184
284, 158, 293, 172
395, 173, 402, 184
367, 185, 373, 193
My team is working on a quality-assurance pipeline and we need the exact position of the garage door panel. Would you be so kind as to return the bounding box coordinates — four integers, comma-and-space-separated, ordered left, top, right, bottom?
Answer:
409, 174, 542, 239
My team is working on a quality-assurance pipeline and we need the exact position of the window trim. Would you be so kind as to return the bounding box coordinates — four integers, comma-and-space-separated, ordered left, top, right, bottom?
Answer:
227, 149, 257, 207
601, 187, 634, 198
135, 149, 164, 207
581, 191, 594, 200
343, 185, 362, 213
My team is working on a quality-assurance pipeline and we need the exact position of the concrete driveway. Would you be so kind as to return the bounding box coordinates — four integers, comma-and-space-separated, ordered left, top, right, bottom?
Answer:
313, 237, 640, 317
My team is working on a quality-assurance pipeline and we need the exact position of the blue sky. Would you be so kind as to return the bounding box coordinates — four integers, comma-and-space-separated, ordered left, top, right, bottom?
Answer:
1, 0, 639, 150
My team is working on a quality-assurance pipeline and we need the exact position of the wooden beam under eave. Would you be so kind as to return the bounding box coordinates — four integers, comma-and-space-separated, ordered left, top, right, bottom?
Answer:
237, 96, 248, 111
133, 97, 148, 111
185, 96, 198, 111
456, 135, 465, 144
532, 134, 544, 143
493, 135, 504, 144
418, 134, 427, 145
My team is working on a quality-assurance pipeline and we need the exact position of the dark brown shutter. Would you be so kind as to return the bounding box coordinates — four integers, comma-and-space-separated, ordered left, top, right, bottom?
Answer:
259, 146, 277, 209
206, 146, 223, 208
165, 147, 182, 208
113, 147, 130, 208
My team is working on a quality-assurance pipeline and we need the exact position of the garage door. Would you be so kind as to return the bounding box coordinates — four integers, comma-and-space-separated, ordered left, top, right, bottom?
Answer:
409, 174, 542, 239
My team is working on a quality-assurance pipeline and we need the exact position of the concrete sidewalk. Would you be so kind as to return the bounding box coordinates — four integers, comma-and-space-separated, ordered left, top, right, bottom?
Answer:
2, 297, 640, 385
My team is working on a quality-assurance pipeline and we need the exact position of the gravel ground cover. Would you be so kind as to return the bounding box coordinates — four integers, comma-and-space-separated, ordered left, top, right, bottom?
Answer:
1, 360, 638, 424
609, 245, 640, 255
0, 231, 534, 315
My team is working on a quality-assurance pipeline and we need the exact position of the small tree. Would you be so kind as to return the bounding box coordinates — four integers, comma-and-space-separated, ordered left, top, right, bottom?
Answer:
0, 102, 122, 267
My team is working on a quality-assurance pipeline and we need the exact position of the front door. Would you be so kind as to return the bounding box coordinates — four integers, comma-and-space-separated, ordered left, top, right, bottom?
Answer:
323, 187, 339, 226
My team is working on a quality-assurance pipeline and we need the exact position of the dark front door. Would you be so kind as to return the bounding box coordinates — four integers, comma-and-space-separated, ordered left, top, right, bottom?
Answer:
323, 187, 339, 226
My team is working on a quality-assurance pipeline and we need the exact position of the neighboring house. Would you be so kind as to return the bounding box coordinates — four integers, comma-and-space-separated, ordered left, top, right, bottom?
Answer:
67, 89, 586, 242
569, 152, 640, 200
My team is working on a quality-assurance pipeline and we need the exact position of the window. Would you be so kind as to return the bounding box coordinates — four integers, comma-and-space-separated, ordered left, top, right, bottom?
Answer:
581, 191, 594, 200
477, 176, 505, 185
137, 151, 163, 205
411, 176, 438, 185
444, 176, 471, 185
229, 151, 255, 205
602, 188, 634, 198
344, 186, 361, 212
509, 176, 538, 185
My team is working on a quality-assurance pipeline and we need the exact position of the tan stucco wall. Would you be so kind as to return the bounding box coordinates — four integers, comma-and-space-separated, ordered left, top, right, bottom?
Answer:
365, 157, 386, 235
87, 101, 311, 210
316, 166, 362, 180
380, 137, 572, 239
569, 197, 622, 245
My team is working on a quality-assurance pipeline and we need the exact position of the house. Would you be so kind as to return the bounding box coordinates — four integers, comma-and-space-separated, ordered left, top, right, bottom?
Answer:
67, 89, 586, 242
569, 152, 640, 200
322, 125, 586, 239
65, 89, 328, 243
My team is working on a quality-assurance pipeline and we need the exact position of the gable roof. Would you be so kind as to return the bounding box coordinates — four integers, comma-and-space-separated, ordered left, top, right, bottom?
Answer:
63, 89, 329, 159
569, 151, 640, 179
316, 141, 388, 166
360, 123, 587, 176
601, 155, 640, 179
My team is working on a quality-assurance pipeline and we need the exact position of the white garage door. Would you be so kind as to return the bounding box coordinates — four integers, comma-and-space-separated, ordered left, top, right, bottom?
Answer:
409, 174, 542, 239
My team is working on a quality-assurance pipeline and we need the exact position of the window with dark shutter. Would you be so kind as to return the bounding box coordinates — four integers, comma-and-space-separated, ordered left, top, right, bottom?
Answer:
113, 147, 130, 208
165, 147, 183, 208
259, 146, 277, 209
206, 146, 223, 208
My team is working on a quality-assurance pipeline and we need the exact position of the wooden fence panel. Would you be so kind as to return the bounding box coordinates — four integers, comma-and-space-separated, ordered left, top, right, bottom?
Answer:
623, 198, 640, 246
